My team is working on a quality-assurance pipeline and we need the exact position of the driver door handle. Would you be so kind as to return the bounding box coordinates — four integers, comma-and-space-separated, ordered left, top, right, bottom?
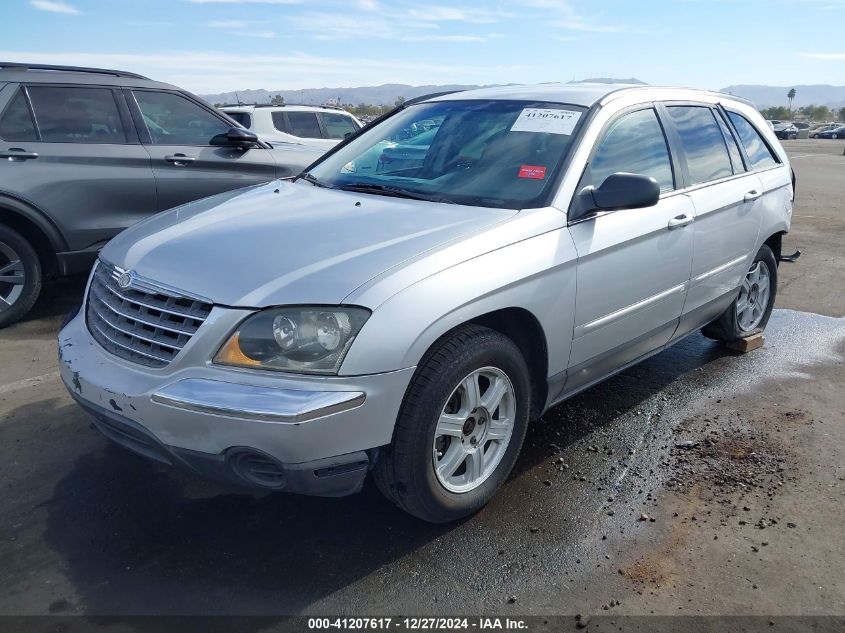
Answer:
0, 148, 38, 161
164, 154, 196, 166
744, 189, 762, 202
667, 214, 694, 230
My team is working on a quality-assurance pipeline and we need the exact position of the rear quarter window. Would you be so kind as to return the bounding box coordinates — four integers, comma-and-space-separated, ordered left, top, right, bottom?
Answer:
727, 112, 779, 170
0, 89, 38, 141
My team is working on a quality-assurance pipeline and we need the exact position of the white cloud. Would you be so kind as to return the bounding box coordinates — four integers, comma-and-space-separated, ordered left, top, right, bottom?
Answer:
405, 6, 508, 24
0, 50, 526, 94
30, 0, 80, 14
186, 0, 299, 3
207, 20, 249, 28
517, 0, 630, 33
799, 51, 845, 60
356, 0, 379, 10
233, 30, 277, 38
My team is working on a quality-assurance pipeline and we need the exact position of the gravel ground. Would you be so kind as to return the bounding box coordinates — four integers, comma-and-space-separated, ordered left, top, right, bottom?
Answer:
0, 140, 843, 622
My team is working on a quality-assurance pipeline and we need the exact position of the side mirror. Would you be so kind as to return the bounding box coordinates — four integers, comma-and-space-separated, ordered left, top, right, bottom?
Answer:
226, 126, 259, 147
590, 172, 660, 212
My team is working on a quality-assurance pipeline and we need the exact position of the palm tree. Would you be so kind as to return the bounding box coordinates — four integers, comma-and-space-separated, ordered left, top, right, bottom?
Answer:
788, 88, 797, 113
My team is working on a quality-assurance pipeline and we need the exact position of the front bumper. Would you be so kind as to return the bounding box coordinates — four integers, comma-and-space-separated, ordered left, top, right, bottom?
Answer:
58, 307, 415, 496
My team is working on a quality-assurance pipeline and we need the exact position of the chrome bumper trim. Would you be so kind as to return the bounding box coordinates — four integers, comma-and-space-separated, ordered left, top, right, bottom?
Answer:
151, 378, 366, 424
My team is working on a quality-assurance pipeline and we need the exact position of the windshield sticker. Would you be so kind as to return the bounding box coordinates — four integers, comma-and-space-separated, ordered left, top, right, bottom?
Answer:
518, 165, 547, 179
510, 109, 581, 135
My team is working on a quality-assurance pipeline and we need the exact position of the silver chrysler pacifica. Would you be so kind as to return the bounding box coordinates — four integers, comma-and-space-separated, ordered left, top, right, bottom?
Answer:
59, 84, 794, 522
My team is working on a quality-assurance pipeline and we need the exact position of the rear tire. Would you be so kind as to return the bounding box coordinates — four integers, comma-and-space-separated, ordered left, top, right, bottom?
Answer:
373, 325, 530, 523
701, 244, 777, 342
0, 225, 42, 328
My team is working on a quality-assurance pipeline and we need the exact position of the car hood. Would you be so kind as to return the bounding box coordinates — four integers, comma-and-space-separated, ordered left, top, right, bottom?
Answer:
101, 181, 516, 307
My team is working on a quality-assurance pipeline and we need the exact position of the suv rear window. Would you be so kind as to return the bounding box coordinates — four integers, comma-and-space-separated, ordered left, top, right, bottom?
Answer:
727, 112, 779, 170
666, 106, 733, 185
27, 86, 126, 144
0, 89, 38, 141
320, 112, 358, 139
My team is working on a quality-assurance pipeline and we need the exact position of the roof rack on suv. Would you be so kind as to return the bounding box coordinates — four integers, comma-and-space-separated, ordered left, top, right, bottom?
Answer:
218, 103, 349, 111
0, 62, 149, 80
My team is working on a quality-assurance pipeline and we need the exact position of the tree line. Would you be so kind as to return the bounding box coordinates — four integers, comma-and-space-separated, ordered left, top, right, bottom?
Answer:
758, 88, 844, 122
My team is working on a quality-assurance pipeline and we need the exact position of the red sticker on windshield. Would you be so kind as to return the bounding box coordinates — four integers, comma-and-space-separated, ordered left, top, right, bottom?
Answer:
518, 165, 546, 179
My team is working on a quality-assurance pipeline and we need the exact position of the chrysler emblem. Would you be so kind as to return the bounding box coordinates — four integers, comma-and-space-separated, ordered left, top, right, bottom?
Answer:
117, 271, 133, 289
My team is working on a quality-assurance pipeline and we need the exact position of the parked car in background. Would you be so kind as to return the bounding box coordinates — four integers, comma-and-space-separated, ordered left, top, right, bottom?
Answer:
219, 104, 362, 151
768, 120, 798, 140
808, 124, 838, 138
816, 125, 845, 139
0, 62, 322, 327
60, 83, 794, 522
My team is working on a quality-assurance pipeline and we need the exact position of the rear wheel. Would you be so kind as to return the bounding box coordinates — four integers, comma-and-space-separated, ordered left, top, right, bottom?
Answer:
0, 225, 42, 328
701, 244, 777, 342
373, 325, 530, 523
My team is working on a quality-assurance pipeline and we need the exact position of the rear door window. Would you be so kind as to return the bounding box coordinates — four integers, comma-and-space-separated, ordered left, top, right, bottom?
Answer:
727, 112, 779, 170
278, 112, 322, 138
319, 112, 358, 139
0, 89, 38, 141
591, 108, 675, 193
133, 90, 230, 145
26, 86, 126, 143
666, 106, 733, 185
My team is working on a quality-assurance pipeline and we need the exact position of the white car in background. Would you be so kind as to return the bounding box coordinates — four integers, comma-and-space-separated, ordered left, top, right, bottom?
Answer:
219, 104, 362, 150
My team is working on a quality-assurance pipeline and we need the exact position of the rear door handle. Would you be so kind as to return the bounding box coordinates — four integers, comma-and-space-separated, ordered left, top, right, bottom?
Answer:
744, 189, 762, 202
164, 154, 196, 166
667, 214, 694, 230
0, 148, 38, 161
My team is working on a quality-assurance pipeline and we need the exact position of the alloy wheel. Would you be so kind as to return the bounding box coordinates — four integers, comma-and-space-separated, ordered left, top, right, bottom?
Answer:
432, 366, 516, 493
736, 260, 771, 332
0, 242, 26, 313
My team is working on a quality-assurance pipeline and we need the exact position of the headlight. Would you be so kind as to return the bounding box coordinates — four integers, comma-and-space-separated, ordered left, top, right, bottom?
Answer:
214, 306, 370, 375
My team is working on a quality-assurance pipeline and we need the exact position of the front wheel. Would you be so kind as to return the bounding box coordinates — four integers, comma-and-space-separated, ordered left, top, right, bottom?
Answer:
701, 244, 777, 342
374, 325, 530, 523
0, 225, 42, 328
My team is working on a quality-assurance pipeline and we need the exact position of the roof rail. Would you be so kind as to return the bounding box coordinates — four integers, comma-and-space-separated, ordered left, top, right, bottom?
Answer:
0, 62, 149, 80
217, 102, 349, 111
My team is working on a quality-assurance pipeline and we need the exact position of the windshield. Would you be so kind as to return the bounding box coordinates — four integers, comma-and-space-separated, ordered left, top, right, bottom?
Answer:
304, 100, 587, 209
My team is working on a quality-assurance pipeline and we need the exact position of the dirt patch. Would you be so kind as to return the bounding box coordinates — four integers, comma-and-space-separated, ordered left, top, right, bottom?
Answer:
664, 409, 800, 509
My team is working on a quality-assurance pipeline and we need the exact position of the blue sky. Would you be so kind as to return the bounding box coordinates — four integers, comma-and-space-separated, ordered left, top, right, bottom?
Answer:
3, 0, 844, 95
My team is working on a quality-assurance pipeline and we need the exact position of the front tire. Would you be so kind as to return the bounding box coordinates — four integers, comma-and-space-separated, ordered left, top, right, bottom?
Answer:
373, 325, 530, 523
0, 225, 42, 329
701, 244, 777, 342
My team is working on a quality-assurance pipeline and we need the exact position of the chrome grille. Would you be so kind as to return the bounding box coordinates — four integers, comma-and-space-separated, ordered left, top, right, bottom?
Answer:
86, 261, 212, 368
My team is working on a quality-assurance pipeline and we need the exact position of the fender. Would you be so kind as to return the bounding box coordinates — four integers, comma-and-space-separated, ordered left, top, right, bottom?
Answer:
0, 190, 68, 254
340, 224, 579, 378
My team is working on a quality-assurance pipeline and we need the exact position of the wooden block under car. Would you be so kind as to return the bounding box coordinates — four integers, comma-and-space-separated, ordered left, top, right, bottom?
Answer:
724, 333, 765, 353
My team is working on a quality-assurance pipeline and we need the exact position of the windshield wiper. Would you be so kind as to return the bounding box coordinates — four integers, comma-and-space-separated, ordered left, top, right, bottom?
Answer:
300, 172, 335, 189
338, 183, 456, 204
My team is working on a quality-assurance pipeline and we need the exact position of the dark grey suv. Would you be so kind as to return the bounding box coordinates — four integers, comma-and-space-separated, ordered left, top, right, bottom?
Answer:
0, 62, 322, 327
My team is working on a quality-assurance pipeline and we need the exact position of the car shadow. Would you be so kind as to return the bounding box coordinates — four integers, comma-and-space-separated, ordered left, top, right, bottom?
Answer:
33, 328, 732, 621
0, 275, 87, 338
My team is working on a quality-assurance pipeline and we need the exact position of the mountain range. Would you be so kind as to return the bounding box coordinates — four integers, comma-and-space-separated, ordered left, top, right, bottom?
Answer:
198, 78, 647, 107
199, 80, 844, 110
